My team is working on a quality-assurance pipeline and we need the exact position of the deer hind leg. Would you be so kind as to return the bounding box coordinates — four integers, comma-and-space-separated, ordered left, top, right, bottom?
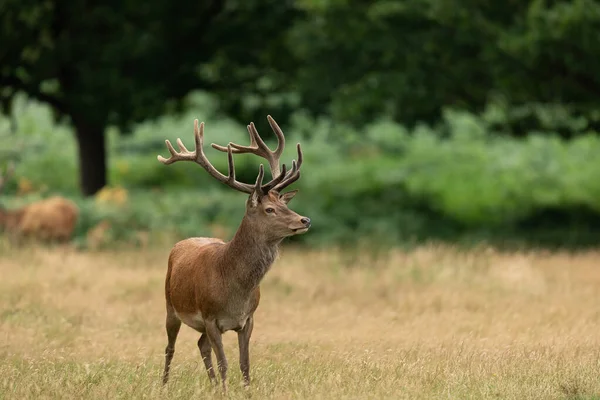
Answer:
197, 333, 217, 383
205, 319, 228, 394
237, 316, 254, 387
162, 308, 181, 385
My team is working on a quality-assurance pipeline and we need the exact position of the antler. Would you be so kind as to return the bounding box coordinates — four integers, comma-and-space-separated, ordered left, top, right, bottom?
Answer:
157, 119, 291, 194
271, 142, 302, 192
211, 115, 303, 193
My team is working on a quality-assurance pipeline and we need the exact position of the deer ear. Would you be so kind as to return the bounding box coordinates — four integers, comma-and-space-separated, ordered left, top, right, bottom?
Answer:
279, 190, 298, 204
249, 189, 261, 208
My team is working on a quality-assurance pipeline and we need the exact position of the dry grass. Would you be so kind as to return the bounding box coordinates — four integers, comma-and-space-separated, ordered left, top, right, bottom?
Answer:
1, 241, 600, 399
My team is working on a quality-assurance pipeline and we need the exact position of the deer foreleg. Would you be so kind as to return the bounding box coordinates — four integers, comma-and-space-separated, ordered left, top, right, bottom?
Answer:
237, 316, 254, 387
197, 333, 217, 383
205, 319, 228, 393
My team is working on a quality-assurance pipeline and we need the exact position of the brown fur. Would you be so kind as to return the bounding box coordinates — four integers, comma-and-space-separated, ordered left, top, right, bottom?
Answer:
0, 196, 79, 242
158, 117, 310, 393
162, 191, 310, 391
0, 162, 79, 243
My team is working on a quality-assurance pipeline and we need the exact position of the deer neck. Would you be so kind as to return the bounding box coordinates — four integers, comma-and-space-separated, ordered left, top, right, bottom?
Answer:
223, 216, 280, 291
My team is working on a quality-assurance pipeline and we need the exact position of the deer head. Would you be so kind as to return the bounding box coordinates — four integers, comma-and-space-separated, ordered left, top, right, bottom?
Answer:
157, 116, 310, 241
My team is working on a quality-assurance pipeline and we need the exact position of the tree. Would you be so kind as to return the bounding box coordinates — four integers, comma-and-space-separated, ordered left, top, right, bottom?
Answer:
0, 0, 302, 195
286, 0, 600, 136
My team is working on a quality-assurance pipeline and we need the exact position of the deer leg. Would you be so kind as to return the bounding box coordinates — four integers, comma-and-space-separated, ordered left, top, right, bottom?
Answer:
162, 309, 181, 385
237, 316, 254, 387
205, 319, 228, 393
197, 333, 217, 384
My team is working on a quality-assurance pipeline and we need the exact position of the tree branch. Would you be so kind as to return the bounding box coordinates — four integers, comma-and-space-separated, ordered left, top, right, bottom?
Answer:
0, 75, 67, 115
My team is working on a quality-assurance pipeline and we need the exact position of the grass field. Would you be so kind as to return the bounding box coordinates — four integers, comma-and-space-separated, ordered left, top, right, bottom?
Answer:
1, 242, 600, 399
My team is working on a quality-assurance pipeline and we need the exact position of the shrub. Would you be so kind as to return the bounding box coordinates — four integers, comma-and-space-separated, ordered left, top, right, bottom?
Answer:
2, 94, 600, 250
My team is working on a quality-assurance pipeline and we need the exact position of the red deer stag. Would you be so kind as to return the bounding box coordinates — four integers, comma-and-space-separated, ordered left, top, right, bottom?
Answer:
0, 162, 79, 242
157, 116, 310, 392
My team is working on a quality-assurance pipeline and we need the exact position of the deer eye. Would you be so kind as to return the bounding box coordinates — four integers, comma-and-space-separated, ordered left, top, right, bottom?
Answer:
265, 207, 275, 214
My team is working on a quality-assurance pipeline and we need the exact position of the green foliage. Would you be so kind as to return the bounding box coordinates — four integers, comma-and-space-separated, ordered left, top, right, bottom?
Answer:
0, 0, 304, 194
4, 0, 600, 199
72, 188, 245, 248
3, 0, 599, 248
0, 0, 299, 130
5, 0, 599, 139
287, 0, 600, 136
2, 96, 599, 249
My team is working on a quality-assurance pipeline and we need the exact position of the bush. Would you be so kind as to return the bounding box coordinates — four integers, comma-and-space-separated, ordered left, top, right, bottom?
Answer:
1, 94, 600, 250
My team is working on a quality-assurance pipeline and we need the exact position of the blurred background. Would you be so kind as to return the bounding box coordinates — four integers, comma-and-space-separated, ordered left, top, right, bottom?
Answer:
1, 0, 600, 251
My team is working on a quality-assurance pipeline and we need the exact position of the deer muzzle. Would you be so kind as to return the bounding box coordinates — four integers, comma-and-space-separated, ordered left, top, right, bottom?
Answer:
291, 216, 311, 234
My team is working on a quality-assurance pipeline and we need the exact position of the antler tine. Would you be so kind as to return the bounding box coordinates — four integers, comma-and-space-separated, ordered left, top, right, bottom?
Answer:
157, 120, 256, 194
179, 116, 302, 195
211, 116, 286, 179
266, 114, 285, 159
224, 144, 236, 183
273, 160, 300, 192
211, 117, 264, 154
261, 163, 288, 192
157, 122, 198, 165
272, 143, 303, 192
253, 164, 265, 191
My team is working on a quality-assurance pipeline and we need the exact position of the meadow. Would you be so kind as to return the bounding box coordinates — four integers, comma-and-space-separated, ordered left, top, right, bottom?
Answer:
3, 4, 600, 397
1, 242, 599, 399
2, 94, 600, 399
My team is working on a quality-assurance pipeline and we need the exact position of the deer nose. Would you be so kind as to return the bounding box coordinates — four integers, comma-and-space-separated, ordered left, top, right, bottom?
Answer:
301, 217, 311, 226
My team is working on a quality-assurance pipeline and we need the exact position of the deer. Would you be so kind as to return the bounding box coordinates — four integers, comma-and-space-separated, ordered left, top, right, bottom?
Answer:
0, 162, 79, 243
157, 115, 311, 393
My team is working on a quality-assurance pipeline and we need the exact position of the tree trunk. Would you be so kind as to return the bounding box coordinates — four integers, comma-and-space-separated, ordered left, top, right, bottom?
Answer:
74, 122, 107, 197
